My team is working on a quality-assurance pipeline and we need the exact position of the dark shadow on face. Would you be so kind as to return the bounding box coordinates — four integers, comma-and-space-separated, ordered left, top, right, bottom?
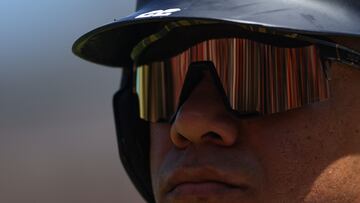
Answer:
149, 63, 360, 203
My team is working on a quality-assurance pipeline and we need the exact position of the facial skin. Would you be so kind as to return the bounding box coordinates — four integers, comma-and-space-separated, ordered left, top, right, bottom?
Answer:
149, 49, 360, 202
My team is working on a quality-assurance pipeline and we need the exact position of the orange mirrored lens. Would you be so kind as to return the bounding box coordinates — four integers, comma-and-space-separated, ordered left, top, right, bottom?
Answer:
135, 38, 329, 122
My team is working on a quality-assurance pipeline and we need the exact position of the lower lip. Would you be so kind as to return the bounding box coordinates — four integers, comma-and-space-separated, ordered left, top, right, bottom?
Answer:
169, 181, 245, 197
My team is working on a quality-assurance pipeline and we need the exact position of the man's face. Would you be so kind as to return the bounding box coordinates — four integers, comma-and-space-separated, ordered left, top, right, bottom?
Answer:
149, 44, 360, 202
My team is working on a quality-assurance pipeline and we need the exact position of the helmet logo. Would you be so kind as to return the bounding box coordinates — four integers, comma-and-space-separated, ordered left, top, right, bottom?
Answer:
135, 8, 181, 19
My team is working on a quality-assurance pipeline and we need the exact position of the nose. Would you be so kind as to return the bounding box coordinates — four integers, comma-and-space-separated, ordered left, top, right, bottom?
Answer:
170, 72, 241, 149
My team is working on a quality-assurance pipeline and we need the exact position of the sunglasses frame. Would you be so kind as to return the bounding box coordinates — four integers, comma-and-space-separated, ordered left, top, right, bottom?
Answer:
169, 61, 261, 123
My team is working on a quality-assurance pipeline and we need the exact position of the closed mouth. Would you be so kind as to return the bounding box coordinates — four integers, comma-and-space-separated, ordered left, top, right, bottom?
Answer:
164, 167, 252, 197
167, 180, 249, 198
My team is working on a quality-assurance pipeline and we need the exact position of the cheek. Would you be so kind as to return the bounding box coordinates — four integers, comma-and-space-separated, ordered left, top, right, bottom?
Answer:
245, 104, 344, 199
149, 123, 172, 180
304, 155, 360, 202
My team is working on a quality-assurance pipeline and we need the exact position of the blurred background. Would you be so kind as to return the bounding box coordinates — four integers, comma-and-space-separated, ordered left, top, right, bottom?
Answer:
0, 0, 145, 202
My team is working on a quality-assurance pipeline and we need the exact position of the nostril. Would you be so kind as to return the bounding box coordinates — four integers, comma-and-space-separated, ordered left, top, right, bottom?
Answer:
203, 131, 223, 142
177, 133, 189, 142
171, 132, 191, 149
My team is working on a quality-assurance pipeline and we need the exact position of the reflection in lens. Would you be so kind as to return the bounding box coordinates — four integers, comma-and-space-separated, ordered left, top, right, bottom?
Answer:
136, 38, 329, 122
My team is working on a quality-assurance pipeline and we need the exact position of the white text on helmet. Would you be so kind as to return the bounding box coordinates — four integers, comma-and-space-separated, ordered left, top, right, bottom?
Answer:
135, 8, 181, 19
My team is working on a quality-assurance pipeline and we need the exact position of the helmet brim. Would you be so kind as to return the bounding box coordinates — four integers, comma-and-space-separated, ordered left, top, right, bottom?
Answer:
72, 0, 360, 67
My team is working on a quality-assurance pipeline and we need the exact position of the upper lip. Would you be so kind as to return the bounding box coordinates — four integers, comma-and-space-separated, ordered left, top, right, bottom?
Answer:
163, 166, 250, 194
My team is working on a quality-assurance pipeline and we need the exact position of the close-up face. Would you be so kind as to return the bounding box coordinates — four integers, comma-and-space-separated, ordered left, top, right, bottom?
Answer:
71, 0, 360, 201
70, 0, 360, 202
150, 56, 360, 202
